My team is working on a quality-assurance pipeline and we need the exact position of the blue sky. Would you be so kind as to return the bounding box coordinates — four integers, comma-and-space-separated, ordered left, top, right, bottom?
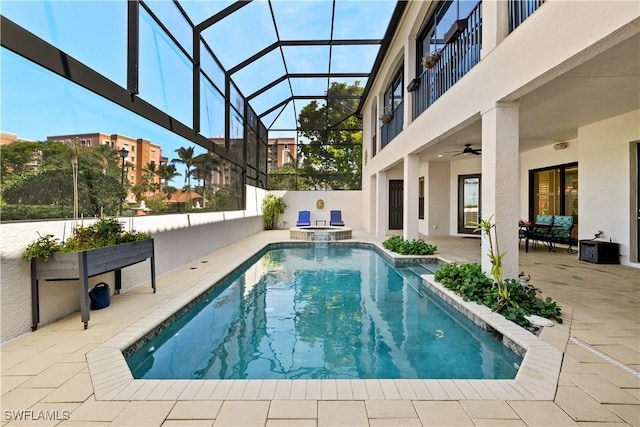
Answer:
0, 0, 396, 155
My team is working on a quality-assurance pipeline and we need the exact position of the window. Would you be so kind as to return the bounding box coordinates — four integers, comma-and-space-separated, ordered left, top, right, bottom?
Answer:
381, 65, 404, 148
529, 162, 578, 238
371, 103, 377, 157
384, 67, 403, 115
418, 177, 425, 219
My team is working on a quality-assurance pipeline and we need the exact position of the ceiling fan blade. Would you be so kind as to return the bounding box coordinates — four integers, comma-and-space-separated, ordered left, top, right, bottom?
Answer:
452, 152, 463, 157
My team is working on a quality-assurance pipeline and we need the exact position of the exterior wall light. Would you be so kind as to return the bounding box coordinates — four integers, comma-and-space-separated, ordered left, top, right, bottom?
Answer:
407, 78, 420, 92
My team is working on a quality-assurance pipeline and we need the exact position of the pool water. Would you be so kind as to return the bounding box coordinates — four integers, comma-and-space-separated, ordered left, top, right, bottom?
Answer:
126, 245, 521, 380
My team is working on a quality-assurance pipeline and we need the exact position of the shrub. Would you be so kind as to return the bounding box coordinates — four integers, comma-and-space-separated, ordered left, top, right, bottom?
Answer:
261, 193, 287, 230
382, 235, 437, 255
434, 262, 562, 327
1, 204, 73, 221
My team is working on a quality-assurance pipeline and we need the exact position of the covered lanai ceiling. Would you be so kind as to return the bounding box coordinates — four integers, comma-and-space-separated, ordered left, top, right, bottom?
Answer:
174, 0, 402, 135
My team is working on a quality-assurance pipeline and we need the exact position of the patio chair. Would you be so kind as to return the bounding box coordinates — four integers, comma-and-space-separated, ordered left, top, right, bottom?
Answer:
296, 210, 311, 226
329, 210, 344, 226
524, 214, 554, 252
547, 215, 576, 253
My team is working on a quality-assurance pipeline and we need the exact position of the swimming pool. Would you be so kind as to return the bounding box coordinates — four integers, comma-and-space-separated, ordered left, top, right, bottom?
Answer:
126, 245, 521, 380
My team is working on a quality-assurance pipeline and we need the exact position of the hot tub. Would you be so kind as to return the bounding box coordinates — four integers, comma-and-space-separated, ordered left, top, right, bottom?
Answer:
289, 226, 352, 241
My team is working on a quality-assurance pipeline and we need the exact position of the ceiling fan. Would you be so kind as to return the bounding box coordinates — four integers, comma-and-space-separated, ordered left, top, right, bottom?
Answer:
449, 144, 481, 156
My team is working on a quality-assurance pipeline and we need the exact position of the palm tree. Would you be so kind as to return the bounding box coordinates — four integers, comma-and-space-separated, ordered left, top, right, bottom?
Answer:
141, 161, 159, 196
171, 146, 195, 205
192, 152, 220, 208
157, 163, 180, 195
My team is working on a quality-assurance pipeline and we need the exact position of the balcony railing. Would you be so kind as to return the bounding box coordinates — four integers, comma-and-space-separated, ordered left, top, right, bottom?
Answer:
413, 2, 482, 119
381, 101, 404, 149
508, 0, 545, 33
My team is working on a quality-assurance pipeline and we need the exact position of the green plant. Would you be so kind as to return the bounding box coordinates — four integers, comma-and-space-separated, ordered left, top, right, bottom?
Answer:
261, 193, 287, 230
22, 233, 62, 261
382, 235, 437, 255
22, 218, 151, 261
434, 263, 563, 326
434, 262, 494, 303
470, 215, 513, 311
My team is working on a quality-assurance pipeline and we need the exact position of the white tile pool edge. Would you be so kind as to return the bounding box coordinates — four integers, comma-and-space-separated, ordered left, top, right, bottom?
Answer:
87, 241, 563, 401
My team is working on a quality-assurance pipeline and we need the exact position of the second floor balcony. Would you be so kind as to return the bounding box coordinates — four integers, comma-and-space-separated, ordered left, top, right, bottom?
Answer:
413, 1, 482, 119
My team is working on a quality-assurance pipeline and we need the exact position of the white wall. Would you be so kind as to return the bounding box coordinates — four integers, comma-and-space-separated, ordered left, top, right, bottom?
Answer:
363, 2, 638, 177
0, 186, 267, 343
578, 110, 640, 267
270, 191, 364, 230
426, 161, 451, 236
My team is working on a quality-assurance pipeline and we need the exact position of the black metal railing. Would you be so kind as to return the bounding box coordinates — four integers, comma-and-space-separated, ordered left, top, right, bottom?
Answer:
381, 100, 404, 149
413, 2, 482, 119
508, 0, 545, 33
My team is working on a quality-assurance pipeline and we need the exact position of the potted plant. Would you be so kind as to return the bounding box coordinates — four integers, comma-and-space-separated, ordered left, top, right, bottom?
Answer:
24, 218, 156, 330
380, 109, 394, 124
423, 49, 443, 70
261, 193, 287, 230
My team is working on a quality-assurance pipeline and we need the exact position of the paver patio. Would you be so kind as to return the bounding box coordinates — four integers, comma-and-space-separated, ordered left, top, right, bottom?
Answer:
1, 231, 638, 426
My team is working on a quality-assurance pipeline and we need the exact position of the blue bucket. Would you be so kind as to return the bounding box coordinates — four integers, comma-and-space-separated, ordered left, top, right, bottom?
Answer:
89, 282, 111, 310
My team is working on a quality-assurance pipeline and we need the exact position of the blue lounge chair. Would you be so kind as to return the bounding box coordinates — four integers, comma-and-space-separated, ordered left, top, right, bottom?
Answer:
329, 210, 344, 226
296, 210, 311, 226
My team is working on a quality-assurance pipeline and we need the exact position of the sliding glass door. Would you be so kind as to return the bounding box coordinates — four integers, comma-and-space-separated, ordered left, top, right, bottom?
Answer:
458, 174, 480, 234
529, 162, 578, 240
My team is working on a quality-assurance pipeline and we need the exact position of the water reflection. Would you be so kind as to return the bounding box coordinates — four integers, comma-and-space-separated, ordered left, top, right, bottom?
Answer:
127, 246, 521, 379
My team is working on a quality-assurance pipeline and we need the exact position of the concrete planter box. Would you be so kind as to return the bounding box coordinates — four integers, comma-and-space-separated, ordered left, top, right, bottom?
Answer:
31, 239, 156, 329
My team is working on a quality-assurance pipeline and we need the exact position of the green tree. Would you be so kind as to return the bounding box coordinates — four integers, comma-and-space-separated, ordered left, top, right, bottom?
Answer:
267, 164, 310, 190
2, 141, 124, 216
3, 161, 124, 216
141, 161, 159, 196
172, 146, 195, 204
192, 152, 220, 208
157, 163, 180, 195
0, 140, 43, 182
297, 81, 363, 190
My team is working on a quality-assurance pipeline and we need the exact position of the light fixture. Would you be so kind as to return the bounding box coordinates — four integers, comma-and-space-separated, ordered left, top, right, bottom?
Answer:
118, 147, 129, 216
406, 78, 420, 92
553, 142, 568, 150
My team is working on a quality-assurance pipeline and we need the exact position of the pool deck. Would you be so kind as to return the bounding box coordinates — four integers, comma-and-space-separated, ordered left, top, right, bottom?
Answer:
1, 230, 638, 426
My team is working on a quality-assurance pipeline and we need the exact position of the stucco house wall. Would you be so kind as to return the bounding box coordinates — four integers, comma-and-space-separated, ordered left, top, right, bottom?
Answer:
359, 1, 639, 269
272, 191, 363, 230
578, 110, 640, 266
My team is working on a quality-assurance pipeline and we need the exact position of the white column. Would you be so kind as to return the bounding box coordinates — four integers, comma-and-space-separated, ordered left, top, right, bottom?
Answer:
404, 36, 416, 128
481, 102, 520, 279
375, 171, 387, 238
403, 154, 419, 240
481, 0, 509, 59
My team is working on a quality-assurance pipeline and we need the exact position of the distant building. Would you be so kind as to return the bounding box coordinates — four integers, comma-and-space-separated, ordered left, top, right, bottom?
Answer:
267, 137, 296, 170
46, 133, 163, 189
0, 131, 33, 145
